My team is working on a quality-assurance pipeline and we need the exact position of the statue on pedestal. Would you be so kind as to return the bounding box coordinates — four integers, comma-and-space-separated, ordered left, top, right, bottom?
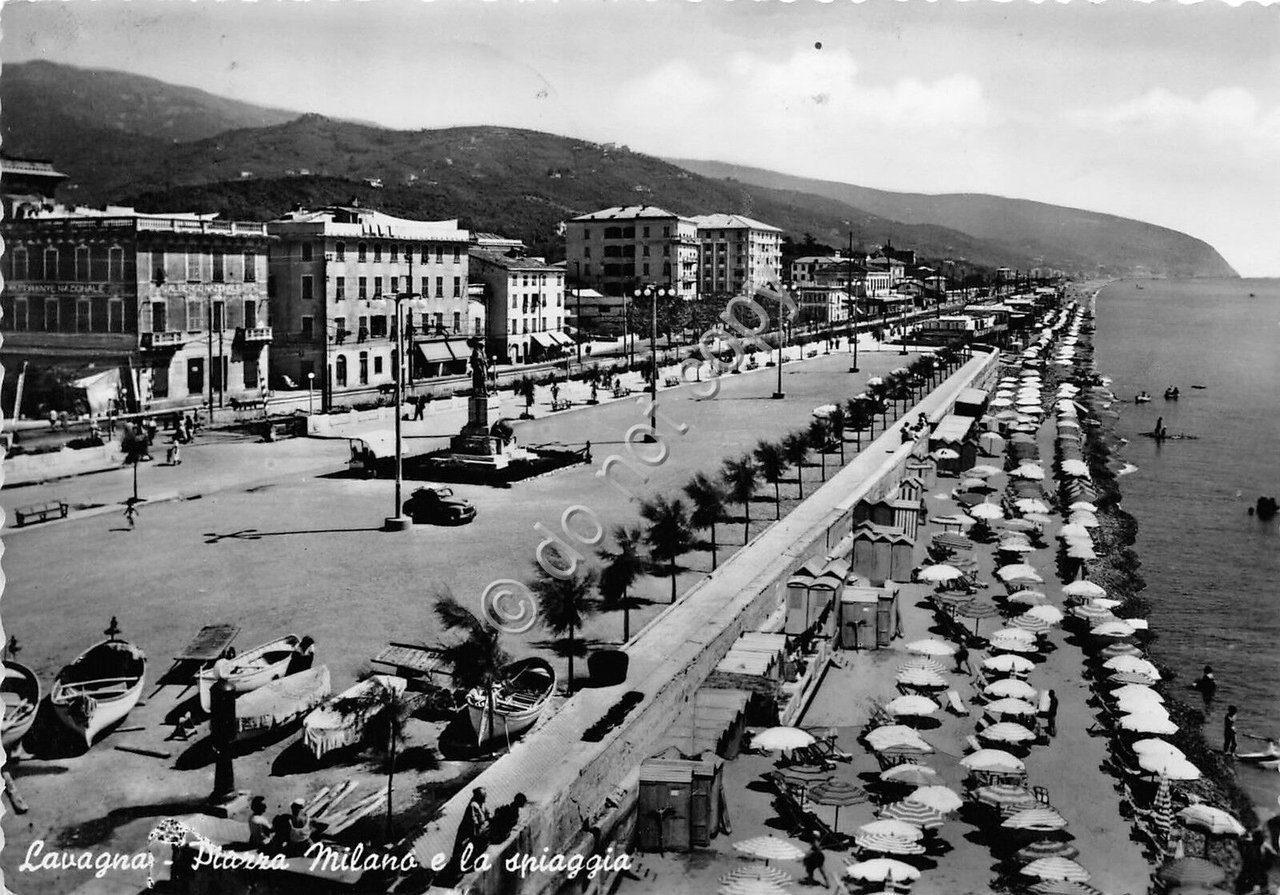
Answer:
468, 338, 489, 397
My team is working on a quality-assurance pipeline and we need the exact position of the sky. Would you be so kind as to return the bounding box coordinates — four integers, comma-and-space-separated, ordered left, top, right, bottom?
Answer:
6, 0, 1280, 276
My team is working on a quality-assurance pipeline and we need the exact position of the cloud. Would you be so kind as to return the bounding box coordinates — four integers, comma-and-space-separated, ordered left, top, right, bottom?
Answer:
1073, 87, 1280, 157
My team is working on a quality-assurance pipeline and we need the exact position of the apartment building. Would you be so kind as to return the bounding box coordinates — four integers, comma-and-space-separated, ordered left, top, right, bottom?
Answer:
564, 206, 699, 301
690, 213, 782, 298
469, 250, 570, 365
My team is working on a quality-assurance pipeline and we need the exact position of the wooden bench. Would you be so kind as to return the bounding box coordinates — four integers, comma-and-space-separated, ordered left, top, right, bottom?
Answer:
663, 376, 681, 388
611, 387, 632, 398
551, 399, 572, 412
14, 500, 69, 526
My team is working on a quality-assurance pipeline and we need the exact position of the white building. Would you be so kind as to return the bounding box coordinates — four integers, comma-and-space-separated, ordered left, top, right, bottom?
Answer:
689, 213, 782, 298
469, 250, 571, 365
564, 205, 699, 301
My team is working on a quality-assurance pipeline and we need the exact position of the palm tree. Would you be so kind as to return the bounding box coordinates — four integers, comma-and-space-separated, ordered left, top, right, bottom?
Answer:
639, 495, 695, 603
335, 673, 413, 838
890, 373, 914, 416
827, 405, 847, 465
597, 525, 647, 642
529, 550, 599, 692
807, 419, 830, 481
435, 591, 511, 748
781, 431, 810, 499
515, 376, 537, 418
844, 397, 874, 450
869, 382, 892, 428
722, 455, 759, 543
754, 440, 789, 520
683, 472, 729, 571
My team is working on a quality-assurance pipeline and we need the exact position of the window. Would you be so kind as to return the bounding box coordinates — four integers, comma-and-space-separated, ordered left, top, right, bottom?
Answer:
512, 320, 518, 335
389, 276, 398, 295
374, 277, 383, 297
374, 355, 384, 375
474, 317, 482, 334
44, 298, 58, 331
43, 247, 58, 280
10, 246, 28, 279
371, 315, 387, 338
335, 241, 346, 261
358, 277, 368, 299
643, 227, 650, 238
109, 301, 124, 333
436, 277, 444, 297
244, 300, 257, 327
420, 245, 429, 263
244, 358, 258, 389
187, 358, 204, 396
452, 311, 461, 333
76, 299, 92, 333
512, 295, 518, 308
436, 247, 444, 263
434, 312, 443, 329
421, 277, 429, 296
453, 246, 460, 263
642, 246, 649, 257
358, 351, 369, 384
335, 276, 346, 299
390, 244, 398, 262
643, 263, 650, 276
301, 315, 314, 340
152, 358, 170, 398
301, 275, 314, 300
212, 252, 225, 283
584, 229, 591, 239
75, 246, 90, 281
152, 302, 167, 332
12, 298, 27, 332
357, 316, 369, 342
358, 243, 368, 262
373, 244, 382, 262
186, 252, 201, 281
335, 354, 348, 386
213, 301, 225, 331
301, 242, 313, 262
244, 252, 257, 282
335, 316, 347, 344
583, 263, 591, 277
453, 276, 461, 296
584, 246, 591, 258
663, 226, 671, 237
210, 357, 228, 393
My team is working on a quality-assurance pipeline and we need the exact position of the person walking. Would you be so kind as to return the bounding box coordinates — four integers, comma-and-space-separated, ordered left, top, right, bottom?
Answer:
1193, 666, 1217, 709
124, 497, 140, 529
1045, 689, 1059, 738
802, 838, 831, 888
953, 640, 972, 675
450, 788, 490, 879
1225, 705, 1239, 756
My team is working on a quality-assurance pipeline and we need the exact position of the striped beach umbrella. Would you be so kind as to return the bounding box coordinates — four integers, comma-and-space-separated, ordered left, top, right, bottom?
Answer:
1071, 603, 1114, 622
1017, 840, 1081, 862
809, 779, 868, 832
1091, 620, 1136, 639
1151, 775, 1175, 851
898, 658, 947, 676
718, 879, 790, 895
720, 866, 792, 886
1020, 858, 1091, 882
1029, 882, 1103, 895
1026, 604, 1065, 625
852, 832, 925, 856
733, 835, 805, 864
896, 667, 947, 690
1004, 807, 1070, 831
991, 629, 1039, 653
881, 799, 945, 829
1012, 614, 1053, 635
1099, 642, 1142, 659
858, 819, 925, 842
880, 764, 939, 786
1155, 857, 1227, 887
975, 783, 1037, 810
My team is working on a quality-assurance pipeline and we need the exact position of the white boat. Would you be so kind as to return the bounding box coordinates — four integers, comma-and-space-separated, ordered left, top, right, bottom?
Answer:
466, 657, 556, 745
234, 665, 331, 743
51, 637, 147, 747
197, 634, 299, 712
303, 674, 407, 760
2, 661, 41, 750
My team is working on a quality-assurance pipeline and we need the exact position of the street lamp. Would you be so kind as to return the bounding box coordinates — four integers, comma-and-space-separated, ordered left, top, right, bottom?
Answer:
384, 291, 414, 532
634, 284, 671, 440
306, 371, 315, 415
772, 290, 789, 400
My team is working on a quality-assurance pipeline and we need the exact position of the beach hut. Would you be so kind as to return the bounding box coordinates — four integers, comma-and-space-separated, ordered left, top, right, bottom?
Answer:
898, 476, 926, 504
641, 747, 726, 849
861, 497, 923, 542
785, 561, 824, 637
848, 523, 915, 583
954, 387, 990, 418
928, 413, 979, 474
839, 584, 900, 650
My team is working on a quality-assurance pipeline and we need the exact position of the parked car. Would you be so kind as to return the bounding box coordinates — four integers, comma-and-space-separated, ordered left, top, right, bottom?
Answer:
403, 487, 476, 525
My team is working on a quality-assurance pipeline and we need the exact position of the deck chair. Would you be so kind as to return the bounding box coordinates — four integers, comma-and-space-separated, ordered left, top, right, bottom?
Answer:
945, 690, 969, 716
808, 732, 854, 763
803, 804, 852, 851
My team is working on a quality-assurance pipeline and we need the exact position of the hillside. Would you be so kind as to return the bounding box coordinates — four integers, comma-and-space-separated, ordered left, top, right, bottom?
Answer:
669, 159, 1237, 279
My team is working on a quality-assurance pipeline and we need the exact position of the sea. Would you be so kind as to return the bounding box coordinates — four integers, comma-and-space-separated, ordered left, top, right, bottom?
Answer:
1093, 277, 1280, 817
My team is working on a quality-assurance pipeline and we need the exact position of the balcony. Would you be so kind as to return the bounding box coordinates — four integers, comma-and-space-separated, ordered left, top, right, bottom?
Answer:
140, 331, 186, 350
239, 326, 274, 342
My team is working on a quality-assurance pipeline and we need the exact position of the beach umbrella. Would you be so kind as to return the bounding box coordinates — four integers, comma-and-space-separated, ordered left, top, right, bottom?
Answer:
1020, 857, 1090, 882
844, 858, 920, 884
880, 764, 939, 786
1005, 807, 1071, 832
1017, 840, 1081, 862
1070, 604, 1114, 622
811, 404, 838, 419
809, 779, 868, 831
1012, 464, 1046, 481
852, 832, 925, 856
1108, 670, 1159, 687
1151, 775, 1175, 851
1119, 711, 1178, 736
999, 540, 1036, 554
918, 564, 964, 583
733, 835, 806, 864
908, 785, 963, 815
1178, 804, 1246, 838
1000, 518, 1038, 534
1068, 512, 1099, 528
1104, 656, 1160, 678
931, 448, 960, 460
961, 749, 1025, 773
1014, 498, 1052, 514
881, 799, 945, 829
866, 725, 932, 752
1155, 857, 1226, 887
974, 784, 1037, 810
1099, 642, 1141, 660
1008, 589, 1049, 606
969, 502, 1005, 521
905, 638, 957, 657
981, 722, 1037, 745
985, 678, 1038, 700
895, 667, 947, 691
1091, 620, 1136, 639
990, 630, 1039, 653
774, 765, 836, 789
859, 819, 925, 842
753, 727, 816, 752
1137, 753, 1202, 780
1012, 614, 1053, 635
983, 654, 1035, 675
1090, 597, 1123, 610
1026, 605, 1065, 625
1068, 501, 1097, 512
979, 432, 1006, 454
1024, 513, 1054, 527
958, 476, 991, 492
1067, 543, 1097, 561
1113, 684, 1163, 704
998, 564, 1043, 583
898, 658, 947, 676
985, 698, 1040, 719
970, 464, 1001, 478
1062, 580, 1106, 599
1057, 523, 1091, 540
718, 879, 790, 895
1057, 420, 1081, 431
1061, 459, 1090, 477
957, 601, 1000, 633
886, 695, 940, 719
933, 591, 975, 610
1115, 692, 1165, 714
1133, 738, 1184, 758
720, 866, 793, 886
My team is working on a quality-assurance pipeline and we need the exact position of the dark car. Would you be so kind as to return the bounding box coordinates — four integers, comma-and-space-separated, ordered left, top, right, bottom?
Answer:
403, 486, 476, 525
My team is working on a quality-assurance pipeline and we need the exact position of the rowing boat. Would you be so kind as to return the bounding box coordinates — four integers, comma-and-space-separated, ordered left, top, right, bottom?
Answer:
466, 657, 555, 745
234, 665, 331, 743
303, 674, 407, 760
51, 637, 147, 747
197, 634, 299, 712
1, 661, 41, 750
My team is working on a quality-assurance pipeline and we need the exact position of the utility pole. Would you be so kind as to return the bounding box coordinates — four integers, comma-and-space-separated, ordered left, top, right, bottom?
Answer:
384, 291, 411, 532
847, 232, 859, 373
574, 261, 583, 365
207, 300, 215, 418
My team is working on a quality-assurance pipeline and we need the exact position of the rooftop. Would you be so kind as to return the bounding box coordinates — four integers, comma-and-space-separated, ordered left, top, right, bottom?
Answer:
570, 205, 690, 223
689, 213, 782, 233
468, 248, 561, 272
1, 157, 69, 180
269, 205, 469, 241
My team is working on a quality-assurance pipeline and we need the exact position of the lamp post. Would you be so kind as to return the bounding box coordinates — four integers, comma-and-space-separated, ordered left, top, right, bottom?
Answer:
844, 232, 860, 373
573, 262, 583, 366
634, 284, 671, 439
772, 289, 788, 400
384, 291, 413, 532
306, 372, 315, 414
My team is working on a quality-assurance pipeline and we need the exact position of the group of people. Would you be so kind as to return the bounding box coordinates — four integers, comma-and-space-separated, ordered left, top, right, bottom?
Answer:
900, 412, 931, 444
446, 787, 528, 882
247, 796, 313, 856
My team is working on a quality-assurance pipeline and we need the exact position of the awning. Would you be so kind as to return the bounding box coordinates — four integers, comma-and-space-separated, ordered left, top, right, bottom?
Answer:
416, 340, 456, 364
549, 331, 575, 347
528, 332, 555, 349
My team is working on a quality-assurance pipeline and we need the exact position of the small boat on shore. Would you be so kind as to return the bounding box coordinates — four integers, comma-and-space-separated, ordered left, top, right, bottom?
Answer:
51, 623, 147, 746
2, 661, 41, 750
303, 674, 407, 760
1238, 743, 1280, 764
197, 634, 299, 712
1163, 387, 1180, 401
467, 657, 556, 745
1134, 393, 1152, 404
234, 665, 330, 743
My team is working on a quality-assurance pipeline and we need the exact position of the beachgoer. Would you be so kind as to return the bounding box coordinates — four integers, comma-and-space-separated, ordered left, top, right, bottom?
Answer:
953, 641, 971, 675
286, 799, 311, 856
451, 788, 490, 877
248, 797, 273, 849
288, 636, 315, 675
1225, 705, 1239, 756
488, 793, 528, 844
414, 395, 426, 421
1045, 689, 1059, 737
1193, 666, 1217, 708
124, 498, 140, 529
802, 839, 830, 888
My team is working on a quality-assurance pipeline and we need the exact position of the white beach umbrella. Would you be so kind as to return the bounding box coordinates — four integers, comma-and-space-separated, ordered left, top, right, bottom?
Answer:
1104, 656, 1160, 678
1062, 581, 1106, 599
866, 726, 932, 753
1067, 543, 1097, 561
1012, 464, 1046, 481
1115, 692, 1165, 714
752, 727, 817, 752
986, 697, 1039, 718
983, 654, 1035, 675
917, 564, 965, 583
970, 464, 1002, 478
985, 678, 1038, 700
961, 749, 1025, 773
845, 859, 921, 884
886, 695, 940, 718
1113, 684, 1163, 704
1068, 501, 1097, 512
1026, 605, 1065, 625
1061, 459, 1090, 477
1068, 512, 1100, 528
999, 540, 1036, 555
998, 564, 1043, 583
1014, 498, 1052, 514
1120, 712, 1178, 736
969, 503, 1005, 521
1178, 804, 1246, 838
932, 448, 959, 460
906, 639, 957, 659
1008, 590, 1050, 606
1090, 597, 1124, 610
1057, 523, 1092, 540
908, 785, 963, 814
1133, 739, 1184, 758
1138, 753, 1201, 780
981, 722, 1037, 744
812, 404, 838, 419
880, 764, 939, 786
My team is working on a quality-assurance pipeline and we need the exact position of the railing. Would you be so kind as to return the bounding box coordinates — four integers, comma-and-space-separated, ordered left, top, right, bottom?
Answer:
140, 331, 185, 349
239, 326, 273, 342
